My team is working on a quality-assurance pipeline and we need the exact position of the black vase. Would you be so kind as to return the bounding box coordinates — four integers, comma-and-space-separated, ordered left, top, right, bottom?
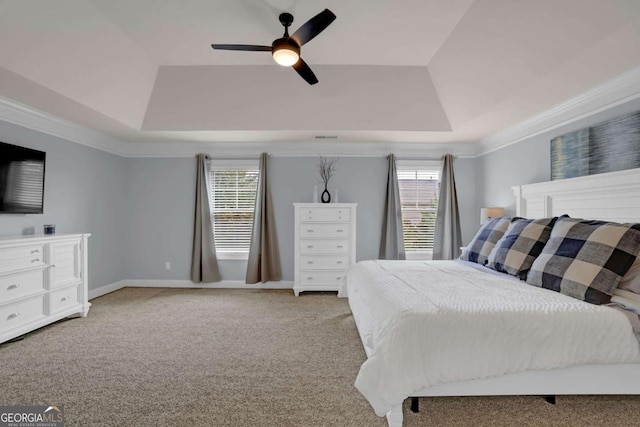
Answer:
321, 186, 331, 203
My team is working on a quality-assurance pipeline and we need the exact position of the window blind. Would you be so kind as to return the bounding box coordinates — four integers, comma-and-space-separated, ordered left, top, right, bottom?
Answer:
397, 169, 440, 251
209, 168, 259, 253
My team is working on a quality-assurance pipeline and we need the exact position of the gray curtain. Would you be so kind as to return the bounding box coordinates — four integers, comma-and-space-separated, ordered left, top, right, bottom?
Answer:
379, 154, 406, 260
246, 153, 282, 284
433, 154, 462, 260
191, 154, 221, 282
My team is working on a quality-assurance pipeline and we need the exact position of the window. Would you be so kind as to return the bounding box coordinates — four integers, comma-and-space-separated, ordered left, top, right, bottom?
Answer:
397, 161, 441, 260
209, 160, 259, 259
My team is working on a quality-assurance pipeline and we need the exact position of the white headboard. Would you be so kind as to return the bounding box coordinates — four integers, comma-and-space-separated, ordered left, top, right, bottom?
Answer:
511, 168, 640, 223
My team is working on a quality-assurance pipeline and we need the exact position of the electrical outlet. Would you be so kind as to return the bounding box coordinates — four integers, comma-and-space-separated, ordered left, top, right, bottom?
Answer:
165, 262, 171, 270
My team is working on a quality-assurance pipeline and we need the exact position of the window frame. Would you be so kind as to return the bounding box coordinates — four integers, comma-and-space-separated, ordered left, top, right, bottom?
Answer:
396, 160, 441, 261
208, 159, 260, 260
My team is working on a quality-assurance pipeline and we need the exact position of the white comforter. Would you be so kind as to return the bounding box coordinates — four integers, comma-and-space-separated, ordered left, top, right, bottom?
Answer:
344, 260, 640, 416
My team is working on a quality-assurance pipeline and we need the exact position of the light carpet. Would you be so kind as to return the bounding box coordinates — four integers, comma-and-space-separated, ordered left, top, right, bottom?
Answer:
1, 288, 639, 426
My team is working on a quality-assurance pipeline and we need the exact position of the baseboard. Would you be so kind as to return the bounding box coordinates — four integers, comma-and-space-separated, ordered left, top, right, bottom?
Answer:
88, 280, 127, 300
88, 279, 293, 299
123, 279, 294, 290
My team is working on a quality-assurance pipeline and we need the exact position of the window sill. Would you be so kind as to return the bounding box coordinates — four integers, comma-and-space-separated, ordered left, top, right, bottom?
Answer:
216, 251, 249, 261
405, 250, 433, 261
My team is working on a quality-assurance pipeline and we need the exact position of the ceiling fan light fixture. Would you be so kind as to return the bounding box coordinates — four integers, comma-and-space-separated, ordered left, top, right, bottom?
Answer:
212, 9, 335, 84
272, 39, 300, 66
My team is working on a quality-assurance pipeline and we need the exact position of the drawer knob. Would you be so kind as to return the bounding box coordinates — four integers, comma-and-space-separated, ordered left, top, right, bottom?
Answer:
337, 261, 343, 264
307, 277, 314, 280
61, 296, 70, 302
31, 258, 40, 263
336, 277, 341, 280
337, 229, 344, 233
47, 264, 56, 268
336, 245, 343, 249
307, 229, 314, 233
307, 261, 314, 264
31, 249, 40, 254
307, 245, 314, 249
7, 312, 20, 320
7, 283, 20, 290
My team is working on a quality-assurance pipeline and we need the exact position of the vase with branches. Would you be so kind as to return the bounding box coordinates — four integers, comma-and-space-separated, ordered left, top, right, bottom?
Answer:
318, 156, 337, 203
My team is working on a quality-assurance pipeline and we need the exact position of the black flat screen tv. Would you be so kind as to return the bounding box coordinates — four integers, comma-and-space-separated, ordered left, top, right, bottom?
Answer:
0, 141, 46, 214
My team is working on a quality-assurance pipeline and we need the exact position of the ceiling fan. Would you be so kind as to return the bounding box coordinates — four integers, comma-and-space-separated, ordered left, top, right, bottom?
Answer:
211, 9, 336, 85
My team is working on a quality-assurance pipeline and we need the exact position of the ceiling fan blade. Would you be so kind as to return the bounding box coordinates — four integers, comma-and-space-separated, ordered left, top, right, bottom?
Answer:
290, 9, 336, 46
211, 44, 271, 52
292, 58, 318, 85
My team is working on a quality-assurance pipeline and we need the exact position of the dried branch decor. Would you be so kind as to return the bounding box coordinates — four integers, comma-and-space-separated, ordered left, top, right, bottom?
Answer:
318, 156, 337, 186
317, 157, 338, 203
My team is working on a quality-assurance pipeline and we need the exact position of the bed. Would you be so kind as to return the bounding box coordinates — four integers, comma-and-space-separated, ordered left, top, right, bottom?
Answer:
341, 167, 640, 427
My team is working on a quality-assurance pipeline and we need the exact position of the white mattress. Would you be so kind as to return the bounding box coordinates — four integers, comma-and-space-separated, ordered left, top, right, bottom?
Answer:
345, 260, 640, 416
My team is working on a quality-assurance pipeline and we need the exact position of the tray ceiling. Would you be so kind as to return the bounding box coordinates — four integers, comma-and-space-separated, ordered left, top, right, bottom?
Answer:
0, 0, 639, 147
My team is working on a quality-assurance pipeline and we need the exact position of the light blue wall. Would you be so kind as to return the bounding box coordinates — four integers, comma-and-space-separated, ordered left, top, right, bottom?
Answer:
124, 157, 197, 280
125, 155, 479, 281
0, 119, 479, 285
0, 120, 128, 289
124, 156, 391, 281
476, 97, 640, 218
269, 157, 388, 280
452, 157, 477, 245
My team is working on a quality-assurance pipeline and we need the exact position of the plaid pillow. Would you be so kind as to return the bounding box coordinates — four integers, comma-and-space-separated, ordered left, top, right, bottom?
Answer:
460, 217, 511, 265
526, 218, 640, 304
486, 217, 558, 279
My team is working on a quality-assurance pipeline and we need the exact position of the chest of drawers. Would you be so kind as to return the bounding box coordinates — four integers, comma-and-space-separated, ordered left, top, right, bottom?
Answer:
294, 203, 357, 296
0, 233, 90, 344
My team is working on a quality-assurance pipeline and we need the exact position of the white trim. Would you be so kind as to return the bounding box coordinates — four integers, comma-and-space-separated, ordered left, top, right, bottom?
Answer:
123, 279, 293, 289
86, 279, 295, 299
216, 251, 249, 260
396, 159, 442, 169
88, 280, 127, 300
476, 67, 640, 156
1, 67, 639, 159
405, 250, 434, 261
0, 96, 128, 156
127, 141, 478, 159
208, 158, 259, 169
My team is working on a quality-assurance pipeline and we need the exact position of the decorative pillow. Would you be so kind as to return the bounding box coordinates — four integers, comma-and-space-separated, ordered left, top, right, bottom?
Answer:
459, 217, 511, 265
618, 257, 640, 295
486, 217, 558, 279
526, 218, 640, 304
610, 289, 640, 316
613, 288, 640, 305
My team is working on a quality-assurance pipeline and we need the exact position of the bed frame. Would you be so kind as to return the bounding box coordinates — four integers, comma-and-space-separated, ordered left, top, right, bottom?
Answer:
381, 167, 640, 427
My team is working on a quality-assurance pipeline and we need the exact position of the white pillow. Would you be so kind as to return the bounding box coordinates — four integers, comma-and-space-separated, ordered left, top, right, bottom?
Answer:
611, 288, 640, 313
618, 257, 640, 294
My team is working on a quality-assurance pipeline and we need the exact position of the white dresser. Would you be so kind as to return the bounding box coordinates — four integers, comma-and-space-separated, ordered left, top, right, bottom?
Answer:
0, 233, 90, 344
294, 203, 357, 296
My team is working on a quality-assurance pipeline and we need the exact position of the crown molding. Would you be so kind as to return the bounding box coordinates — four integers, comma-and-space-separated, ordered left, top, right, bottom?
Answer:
476, 67, 640, 156
3, 66, 640, 159
0, 94, 475, 158
0, 96, 129, 156
124, 139, 477, 158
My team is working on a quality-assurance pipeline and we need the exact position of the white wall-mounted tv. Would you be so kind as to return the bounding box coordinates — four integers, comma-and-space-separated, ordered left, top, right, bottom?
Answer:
0, 141, 46, 214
